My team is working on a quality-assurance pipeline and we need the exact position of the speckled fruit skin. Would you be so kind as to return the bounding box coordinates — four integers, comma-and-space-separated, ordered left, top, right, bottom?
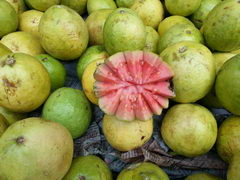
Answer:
161, 104, 217, 157
216, 116, 240, 162
185, 173, 223, 180
63, 155, 112, 180
203, 0, 240, 52
0, 117, 73, 180
103, 8, 146, 55
39, 5, 89, 60
0, 53, 51, 113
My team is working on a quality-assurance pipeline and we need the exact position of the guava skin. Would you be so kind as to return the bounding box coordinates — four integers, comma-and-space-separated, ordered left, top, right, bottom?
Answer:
0, 43, 12, 57
87, 0, 117, 14
227, 153, 240, 180
25, 0, 61, 11
185, 173, 223, 180
143, 26, 159, 53
61, 0, 87, 15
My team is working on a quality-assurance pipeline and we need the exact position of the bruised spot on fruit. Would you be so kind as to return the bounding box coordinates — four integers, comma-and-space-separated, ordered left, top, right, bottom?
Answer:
119, 9, 126, 14
1, 56, 16, 67
16, 136, 25, 145
141, 136, 145, 140
186, 30, 192, 34
41, 57, 48, 62
78, 176, 86, 180
178, 46, 187, 53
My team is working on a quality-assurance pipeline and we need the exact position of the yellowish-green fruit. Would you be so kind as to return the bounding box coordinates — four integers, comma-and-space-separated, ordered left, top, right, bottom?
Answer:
0, 53, 51, 113
63, 155, 113, 180
143, 26, 160, 53
82, 58, 105, 105
161, 104, 218, 157
0, 42, 12, 57
6, 0, 26, 15
116, 0, 135, 8
130, 0, 164, 29
0, 114, 7, 137
61, 0, 87, 15
0, 117, 73, 180
86, 9, 113, 45
87, 0, 117, 14
0, 106, 27, 125
213, 53, 236, 72
185, 173, 223, 180
216, 116, 240, 162
102, 115, 153, 151
25, 0, 61, 11
227, 153, 240, 180
1, 31, 44, 56
165, 0, 202, 16
117, 162, 169, 180
232, 49, 240, 54
19, 10, 43, 38
0, 0, 18, 38
160, 41, 215, 103
39, 5, 89, 60
158, 15, 194, 37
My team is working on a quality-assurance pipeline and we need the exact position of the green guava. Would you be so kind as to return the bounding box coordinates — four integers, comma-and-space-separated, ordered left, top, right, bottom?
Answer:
0, 42, 12, 57
103, 8, 146, 55
232, 49, 240, 54
61, 0, 87, 15
160, 41, 215, 103
35, 54, 66, 91
116, 0, 135, 8
216, 116, 240, 162
199, 53, 235, 108
157, 15, 195, 37
117, 162, 169, 180
0, 0, 18, 38
0, 53, 51, 113
130, 0, 164, 29
77, 45, 109, 80
87, 0, 117, 14
85, 9, 113, 45
0, 106, 27, 125
185, 173, 223, 180
63, 155, 112, 180
42, 87, 92, 139
215, 54, 240, 115
6, 0, 26, 15
19, 10, 43, 38
158, 23, 204, 53
25, 0, 61, 11
39, 5, 89, 60
1, 31, 45, 56
165, 0, 202, 16
0, 114, 7, 137
190, 0, 221, 28
0, 117, 73, 180
227, 153, 240, 180
203, 0, 240, 51
143, 26, 159, 53
161, 104, 218, 157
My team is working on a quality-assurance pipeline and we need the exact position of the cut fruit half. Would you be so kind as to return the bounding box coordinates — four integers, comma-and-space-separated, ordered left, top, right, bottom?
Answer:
94, 51, 175, 121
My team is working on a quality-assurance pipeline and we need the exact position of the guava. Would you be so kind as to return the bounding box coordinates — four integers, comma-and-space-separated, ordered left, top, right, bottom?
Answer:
216, 116, 240, 162
158, 23, 204, 53
232, 49, 240, 54
0, 117, 73, 180
227, 153, 240, 180
87, 0, 117, 14
103, 8, 146, 55
25, 0, 61, 11
143, 26, 159, 53
130, 0, 164, 29
39, 5, 88, 60
116, 0, 135, 8
203, 0, 240, 51
0, 42, 12, 57
85, 9, 113, 45
19, 10, 43, 38
0, 106, 27, 125
1, 31, 45, 56
160, 41, 215, 103
185, 173, 223, 180
0, 114, 7, 137
61, 0, 87, 15
215, 54, 240, 115
94, 51, 175, 121
161, 104, 218, 157
117, 162, 169, 180
42, 87, 92, 139
190, 0, 221, 28
0, 53, 50, 113
6, 0, 26, 15
102, 114, 153, 151
157, 15, 195, 37
77, 45, 109, 80
63, 155, 112, 180
82, 58, 105, 105
165, 0, 202, 16
0, 0, 18, 38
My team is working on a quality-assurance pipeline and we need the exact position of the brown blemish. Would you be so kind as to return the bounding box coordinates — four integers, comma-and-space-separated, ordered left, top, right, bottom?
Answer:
1, 56, 16, 67
78, 176, 86, 180
2, 78, 17, 88
16, 136, 25, 145
178, 46, 187, 53
2, 77, 21, 96
141, 136, 145, 140
186, 30, 192, 34
41, 57, 48, 62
